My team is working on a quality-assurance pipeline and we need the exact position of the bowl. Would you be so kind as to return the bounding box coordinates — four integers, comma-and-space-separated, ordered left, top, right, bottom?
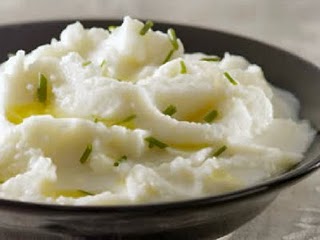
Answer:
0, 19, 319, 240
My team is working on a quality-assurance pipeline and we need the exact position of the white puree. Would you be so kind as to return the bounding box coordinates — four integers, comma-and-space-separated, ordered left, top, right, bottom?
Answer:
0, 17, 315, 205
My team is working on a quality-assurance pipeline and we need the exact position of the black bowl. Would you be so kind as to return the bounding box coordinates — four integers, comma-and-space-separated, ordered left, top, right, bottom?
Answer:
0, 20, 319, 240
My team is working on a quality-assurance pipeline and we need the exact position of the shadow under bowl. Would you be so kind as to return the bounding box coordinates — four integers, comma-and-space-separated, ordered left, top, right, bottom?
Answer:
0, 20, 319, 240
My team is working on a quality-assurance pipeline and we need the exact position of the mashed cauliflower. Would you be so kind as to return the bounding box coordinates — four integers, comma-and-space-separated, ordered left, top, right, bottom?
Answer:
0, 17, 315, 205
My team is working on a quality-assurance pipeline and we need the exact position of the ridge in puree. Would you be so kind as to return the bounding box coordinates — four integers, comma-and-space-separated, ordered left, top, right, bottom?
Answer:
0, 17, 315, 205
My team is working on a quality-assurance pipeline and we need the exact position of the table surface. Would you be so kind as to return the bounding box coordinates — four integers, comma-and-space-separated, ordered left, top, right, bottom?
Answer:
0, 0, 319, 239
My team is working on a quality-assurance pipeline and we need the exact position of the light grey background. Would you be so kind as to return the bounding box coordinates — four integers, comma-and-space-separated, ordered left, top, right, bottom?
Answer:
0, 0, 319, 239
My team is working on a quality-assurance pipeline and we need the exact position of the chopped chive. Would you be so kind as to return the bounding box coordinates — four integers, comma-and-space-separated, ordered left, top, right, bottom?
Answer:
92, 115, 100, 123
117, 114, 136, 124
200, 57, 221, 62
37, 73, 48, 103
78, 190, 94, 196
82, 61, 91, 67
204, 110, 218, 123
167, 28, 179, 50
114, 155, 127, 167
212, 145, 227, 157
145, 136, 168, 149
80, 144, 92, 164
108, 25, 117, 32
140, 20, 154, 35
100, 60, 107, 68
180, 60, 187, 74
224, 72, 238, 85
162, 105, 177, 116
162, 49, 174, 64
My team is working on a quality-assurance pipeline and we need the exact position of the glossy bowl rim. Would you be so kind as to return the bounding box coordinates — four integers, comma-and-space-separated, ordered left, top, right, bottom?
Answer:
0, 19, 319, 213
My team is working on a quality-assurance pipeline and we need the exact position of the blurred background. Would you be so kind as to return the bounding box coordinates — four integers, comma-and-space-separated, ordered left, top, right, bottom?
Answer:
0, 0, 319, 239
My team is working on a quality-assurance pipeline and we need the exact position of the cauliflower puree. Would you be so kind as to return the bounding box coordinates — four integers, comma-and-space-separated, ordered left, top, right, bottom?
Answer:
0, 17, 315, 205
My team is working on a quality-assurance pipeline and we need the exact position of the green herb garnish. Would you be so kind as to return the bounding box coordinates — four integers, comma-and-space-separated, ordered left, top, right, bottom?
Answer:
167, 28, 179, 50
78, 190, 94, 196
224, 72, 238, 85
108, 25, 117, 32
93, 117, 99, 123
162, 49, 174, 64
212, 145, 227, 157
180, 60, 187, 74
162, 105, 177, 116
114, 155, 127, 167
100, 60, 107, 68
80, 144, 92, 164
162, 28, 179, 64
204, 110, 218, 123
140, 20, 154, 35
37, 73, 48, 103
92, 115, 101, 123
82, 61, 91, 67
117, 114, 136, 124
200, 57, 221, 62
145, 136, 168, 149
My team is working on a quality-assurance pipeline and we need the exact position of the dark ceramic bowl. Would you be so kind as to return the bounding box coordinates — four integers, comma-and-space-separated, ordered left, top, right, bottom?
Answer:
0, 20, 319, 240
